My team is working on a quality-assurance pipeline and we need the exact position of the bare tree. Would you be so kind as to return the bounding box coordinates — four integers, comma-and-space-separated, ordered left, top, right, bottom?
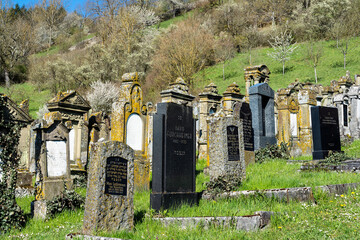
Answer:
306, 41, 323, 83
339, 37, 350, 69
0, 7, 34, 88
214, 33, 236, 81
267, 29, 297, 75
38, 0, 66, 49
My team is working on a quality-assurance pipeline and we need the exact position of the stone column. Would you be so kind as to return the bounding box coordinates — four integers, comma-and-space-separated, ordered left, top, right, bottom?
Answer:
198, 83, 222, 160
222, 83, 244, 116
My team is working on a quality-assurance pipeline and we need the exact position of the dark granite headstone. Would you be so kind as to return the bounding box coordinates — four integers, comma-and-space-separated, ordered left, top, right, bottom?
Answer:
227, 126, 240, 161
311, 106, 341, 160
151, 102, 199, 211
249, 83, 276, 150
239, 103, 254, 151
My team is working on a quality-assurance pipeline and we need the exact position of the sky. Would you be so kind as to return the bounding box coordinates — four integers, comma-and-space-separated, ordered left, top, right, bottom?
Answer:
11, 0, 87, 13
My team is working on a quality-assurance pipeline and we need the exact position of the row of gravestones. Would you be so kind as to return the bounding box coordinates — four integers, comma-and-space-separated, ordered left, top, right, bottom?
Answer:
81, 81, 342, 234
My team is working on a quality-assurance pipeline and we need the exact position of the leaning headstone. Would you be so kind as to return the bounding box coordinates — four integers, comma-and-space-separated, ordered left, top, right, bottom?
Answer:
311, 106, 341, 160
235, 102, 255, 165
151, 78, 198, 211
249, 83, 276, 150
83, 141, 134, 234
207, 109, 246, 181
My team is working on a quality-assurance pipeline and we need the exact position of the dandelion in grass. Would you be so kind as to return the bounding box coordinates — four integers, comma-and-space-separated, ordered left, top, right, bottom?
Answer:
278, 226, 282, 229
341, 194, 345, 198
351, 192, 355, 195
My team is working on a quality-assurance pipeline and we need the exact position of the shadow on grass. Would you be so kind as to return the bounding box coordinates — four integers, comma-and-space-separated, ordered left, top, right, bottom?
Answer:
134, 210, 146, 224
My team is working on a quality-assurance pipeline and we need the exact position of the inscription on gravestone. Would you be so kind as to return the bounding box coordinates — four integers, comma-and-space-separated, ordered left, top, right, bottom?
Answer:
227, 126, 240, 161
240, 103, 254, 151
105, 157, 127, 196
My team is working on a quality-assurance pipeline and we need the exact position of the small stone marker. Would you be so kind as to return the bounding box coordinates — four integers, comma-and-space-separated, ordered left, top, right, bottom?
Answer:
208, 110, 246, 181
249, 83, 276, 150
311, 106, 341, 160
151, 102, 198, 211
83, 141, 134, 234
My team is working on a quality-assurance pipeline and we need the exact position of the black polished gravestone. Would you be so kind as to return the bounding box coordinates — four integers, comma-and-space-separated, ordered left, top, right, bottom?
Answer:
239, 102, 254, 151
311, 106, 341, 160
150, 102, 199, 211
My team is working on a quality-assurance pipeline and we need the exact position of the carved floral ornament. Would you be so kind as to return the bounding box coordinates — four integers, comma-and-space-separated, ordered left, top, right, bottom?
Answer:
125, 85, 148, 115
288, 95, 299, 113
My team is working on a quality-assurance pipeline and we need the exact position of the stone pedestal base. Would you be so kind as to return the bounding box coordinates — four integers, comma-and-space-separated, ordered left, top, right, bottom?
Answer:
150, 192, 200, 211
312, 150, 343, 160
134, 158, 150, 191
16, 171, 33, 188
32, 200, 47, 219
254, 136, 277, 150
244, 151, 255, 166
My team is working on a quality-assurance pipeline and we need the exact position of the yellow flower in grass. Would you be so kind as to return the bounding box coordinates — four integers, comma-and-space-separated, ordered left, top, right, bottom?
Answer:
340, 194, 345, 198
351, 192, 355, 195
278, 226, 282, 229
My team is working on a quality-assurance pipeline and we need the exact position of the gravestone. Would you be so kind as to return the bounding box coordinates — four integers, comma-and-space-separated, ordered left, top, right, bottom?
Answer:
207, 108, 246, 181
47, 90, 91, 172
111, 72, 152, 191
151, 102, 199, 211
236, 102, 255, 165
249, 83, 276, 150
311, 106, 341, 160
32, 112, 72, 218
83, 141, 134, 234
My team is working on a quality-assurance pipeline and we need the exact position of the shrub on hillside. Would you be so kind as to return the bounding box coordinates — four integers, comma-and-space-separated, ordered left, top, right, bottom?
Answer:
86, 80, 119, 114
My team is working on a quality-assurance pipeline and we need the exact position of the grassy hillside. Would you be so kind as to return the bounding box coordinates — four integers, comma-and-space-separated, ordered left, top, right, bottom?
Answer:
0, 83, 51, 119
194, 37, 360, 94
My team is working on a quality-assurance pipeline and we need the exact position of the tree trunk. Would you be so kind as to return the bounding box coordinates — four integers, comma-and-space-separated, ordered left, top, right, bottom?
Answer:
344, 53, 346, 69
223, 62, 225, 81
249, 47, 252, 65
282, 61, 285, 75
314, 66, 317, 83
5, 69, 10, 88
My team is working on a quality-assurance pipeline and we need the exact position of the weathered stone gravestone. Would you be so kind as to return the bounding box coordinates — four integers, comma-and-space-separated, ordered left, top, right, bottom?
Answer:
111, 72, 153, 191
32, 112, 72, 218
236, 102, 255, 165
151, 79, 198, 211
83, 141, 134, 234
0, 94, 33, 186
311, 106, 341, 160
207, 107, 246, 181
249, 83, 276, 150
47, 91, 91, 172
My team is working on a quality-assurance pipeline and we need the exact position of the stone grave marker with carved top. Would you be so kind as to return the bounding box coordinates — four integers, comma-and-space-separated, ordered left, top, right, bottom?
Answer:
32, 112, 72, 219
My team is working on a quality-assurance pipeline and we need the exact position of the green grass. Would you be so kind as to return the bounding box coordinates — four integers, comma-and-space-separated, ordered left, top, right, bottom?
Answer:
158, 12, 193, 29
6, 151, 360, 239
343, 139, 360, 158
0, 82, 51, 119
194, 37, 360, 94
